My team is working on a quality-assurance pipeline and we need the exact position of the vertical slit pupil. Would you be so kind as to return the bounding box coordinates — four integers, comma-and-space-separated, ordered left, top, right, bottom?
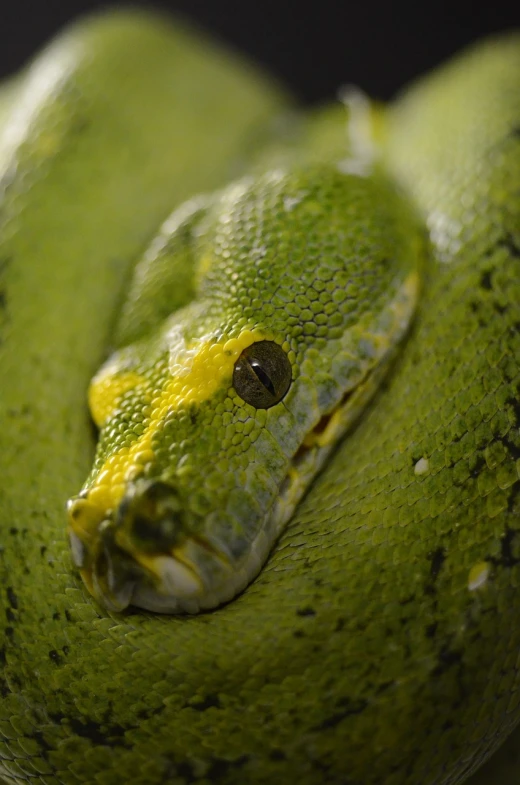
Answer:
249, 359, 276, 396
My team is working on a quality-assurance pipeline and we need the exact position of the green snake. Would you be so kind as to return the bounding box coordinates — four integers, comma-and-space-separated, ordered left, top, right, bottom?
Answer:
0, 9, 519, 785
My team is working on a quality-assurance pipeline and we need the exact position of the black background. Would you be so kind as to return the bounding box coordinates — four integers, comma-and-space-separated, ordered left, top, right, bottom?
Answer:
2, 1, 519, 102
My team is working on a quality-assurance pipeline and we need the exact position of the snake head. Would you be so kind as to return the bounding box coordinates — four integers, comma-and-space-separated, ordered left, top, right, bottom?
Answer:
68, 164, 422, 613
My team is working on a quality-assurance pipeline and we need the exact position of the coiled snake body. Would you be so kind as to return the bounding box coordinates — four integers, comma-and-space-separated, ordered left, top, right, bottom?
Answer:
0, 11, 519, 785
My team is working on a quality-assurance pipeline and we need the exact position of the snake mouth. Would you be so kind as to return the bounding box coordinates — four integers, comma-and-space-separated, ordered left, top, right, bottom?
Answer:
274, 351, 396, 530
270, 399, 353, 532
68, 480, 240, 613
296, 398, 351, 461
279, 379, 360, 493
68, 510, 145, 612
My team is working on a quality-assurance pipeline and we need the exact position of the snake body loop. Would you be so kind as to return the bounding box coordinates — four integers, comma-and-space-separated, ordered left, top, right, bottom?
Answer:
0, 11, 519, 785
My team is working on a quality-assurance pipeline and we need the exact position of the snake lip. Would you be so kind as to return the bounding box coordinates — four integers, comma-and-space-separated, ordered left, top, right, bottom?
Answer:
68, 529, 88, 569
96, 480, 235, 613
68, 479, 238, 612
88, 518, 139, 611
67, 507, 139, 611
292, 384, 357, 469
276, 365, 383, 522
294, 394, 351, 466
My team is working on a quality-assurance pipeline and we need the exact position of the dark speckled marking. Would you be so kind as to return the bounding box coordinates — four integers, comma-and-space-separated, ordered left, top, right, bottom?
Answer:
498, 232, 520, 258
470, 454, 486, 479
479, 269, 493, 290
70, 715, 128, 746
432, 645, 463, 678
49, 710, 130, 748
296, 606, 316, 617
136, 704, 166, 720
500, 433, 520, 462
493, 526, 520, 568
506, 482, 520, 514
506, 396, 520, 423
429, 547, 446, 581
206, 755, 250, 780
313, 697, 368, 731
6, 587, 18, 609
186, 693, 221, 711
0, 677, 9, 698
32, 730, 53, 757
167, 755, 251, 784
48, 649, 63, 665
426, 622, 438, 639
376, 680, 395, 695
175, 761, 197, 783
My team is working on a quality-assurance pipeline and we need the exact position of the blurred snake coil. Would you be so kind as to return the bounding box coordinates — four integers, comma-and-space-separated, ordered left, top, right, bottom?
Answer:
0, 9, 519, 785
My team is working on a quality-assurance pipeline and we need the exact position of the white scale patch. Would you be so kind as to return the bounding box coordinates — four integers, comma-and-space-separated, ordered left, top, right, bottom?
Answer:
414, 457, 430, 476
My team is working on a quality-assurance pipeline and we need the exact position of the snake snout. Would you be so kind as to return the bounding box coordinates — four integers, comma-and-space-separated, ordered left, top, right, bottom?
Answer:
97, 478, 204, 612
69, 477, 233, 612
67, 479, 195, 611
115, 478, 241, 613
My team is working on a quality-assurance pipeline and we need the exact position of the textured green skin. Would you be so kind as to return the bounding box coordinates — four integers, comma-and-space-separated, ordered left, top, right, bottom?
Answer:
0, 10, 519, 785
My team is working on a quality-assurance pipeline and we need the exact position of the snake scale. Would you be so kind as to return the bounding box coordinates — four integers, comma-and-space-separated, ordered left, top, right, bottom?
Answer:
0, 9, 519, 785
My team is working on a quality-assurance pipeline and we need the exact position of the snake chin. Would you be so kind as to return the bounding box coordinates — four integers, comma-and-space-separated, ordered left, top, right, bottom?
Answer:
111, 534, 271, 614
67, 477, 269, 614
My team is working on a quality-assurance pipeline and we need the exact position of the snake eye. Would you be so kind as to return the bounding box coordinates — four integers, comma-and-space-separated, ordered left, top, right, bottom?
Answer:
233, 340, 292, 409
